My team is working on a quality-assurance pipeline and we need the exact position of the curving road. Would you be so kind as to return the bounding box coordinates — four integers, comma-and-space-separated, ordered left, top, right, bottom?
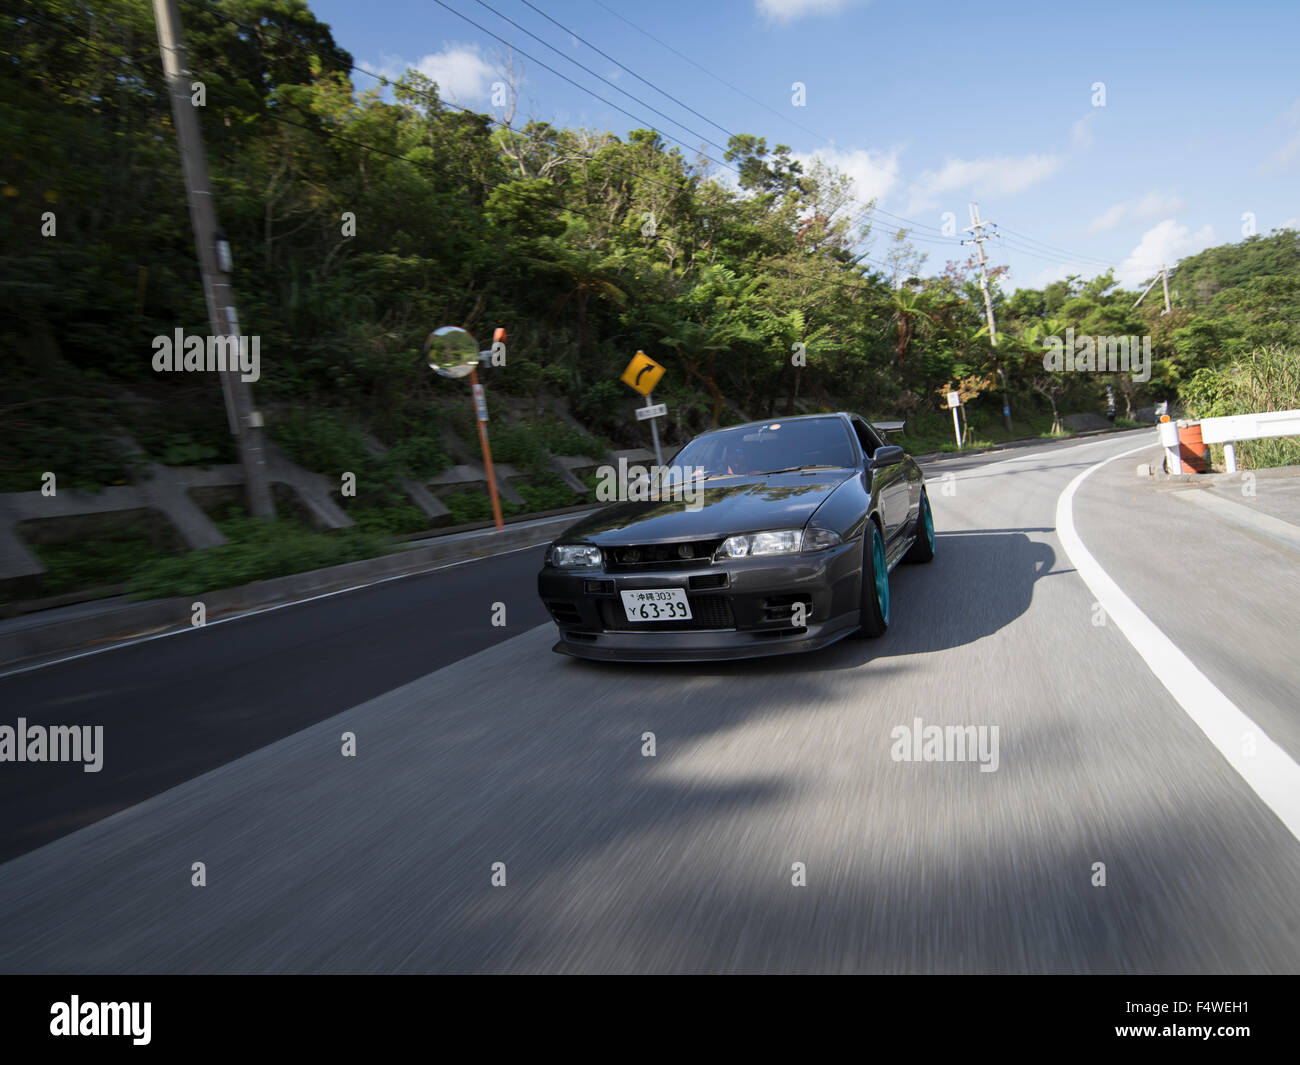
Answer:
1, 430, 1297, 973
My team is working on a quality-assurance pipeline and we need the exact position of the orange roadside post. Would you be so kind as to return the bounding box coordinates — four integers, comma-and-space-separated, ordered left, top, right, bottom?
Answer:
469, 364, 504, 531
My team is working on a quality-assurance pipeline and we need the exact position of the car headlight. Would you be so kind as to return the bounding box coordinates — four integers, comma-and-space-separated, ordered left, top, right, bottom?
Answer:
802, 526, 843, 552
550, 543, 602, 568
716, 529, 803, 558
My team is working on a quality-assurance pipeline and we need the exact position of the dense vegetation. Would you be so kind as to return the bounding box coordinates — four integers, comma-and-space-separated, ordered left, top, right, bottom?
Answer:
3, 0, 1298, 597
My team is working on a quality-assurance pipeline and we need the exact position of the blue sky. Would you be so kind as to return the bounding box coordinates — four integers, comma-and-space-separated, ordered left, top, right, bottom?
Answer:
307, 0, 1300, 292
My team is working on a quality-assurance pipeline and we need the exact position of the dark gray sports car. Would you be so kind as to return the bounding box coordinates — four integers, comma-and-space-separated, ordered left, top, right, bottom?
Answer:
536, 412, 934, 661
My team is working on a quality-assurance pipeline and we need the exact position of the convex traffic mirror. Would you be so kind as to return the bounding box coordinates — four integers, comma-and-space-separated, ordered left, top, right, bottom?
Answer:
424, 325, 479, 378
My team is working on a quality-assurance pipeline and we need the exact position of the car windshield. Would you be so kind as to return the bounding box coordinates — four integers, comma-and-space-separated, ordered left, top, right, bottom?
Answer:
667, 417, 857, 479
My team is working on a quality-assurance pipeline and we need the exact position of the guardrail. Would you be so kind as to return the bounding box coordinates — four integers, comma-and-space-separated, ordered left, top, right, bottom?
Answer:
1198, 409, 1300, 472
1158, 409, 1300, 473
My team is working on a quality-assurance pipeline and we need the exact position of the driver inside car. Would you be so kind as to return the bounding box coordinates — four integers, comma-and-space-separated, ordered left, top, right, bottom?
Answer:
724, 443, 749, 475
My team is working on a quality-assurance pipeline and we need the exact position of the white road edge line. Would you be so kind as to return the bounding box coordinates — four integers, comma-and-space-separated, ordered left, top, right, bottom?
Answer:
0, 541, 546, 681
948, 433, 1144, 480
1056, 442, 1300, 844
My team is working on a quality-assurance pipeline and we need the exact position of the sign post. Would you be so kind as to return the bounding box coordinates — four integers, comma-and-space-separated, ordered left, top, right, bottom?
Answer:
947, 391, 962, 450
642, 393, 664, 466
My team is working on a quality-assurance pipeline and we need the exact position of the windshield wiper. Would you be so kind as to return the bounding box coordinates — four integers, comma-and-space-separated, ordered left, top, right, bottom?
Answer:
762, 464, 842, 475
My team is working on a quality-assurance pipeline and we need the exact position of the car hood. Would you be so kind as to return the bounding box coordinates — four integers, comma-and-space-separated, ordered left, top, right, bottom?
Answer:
556, 471, 855, 544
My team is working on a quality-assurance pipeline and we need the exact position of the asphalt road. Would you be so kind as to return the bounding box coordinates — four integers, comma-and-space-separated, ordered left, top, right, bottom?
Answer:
1, 430, 1297, 973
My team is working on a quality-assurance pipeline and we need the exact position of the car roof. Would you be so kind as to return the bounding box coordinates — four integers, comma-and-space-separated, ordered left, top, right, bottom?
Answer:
698, 412, 855, 434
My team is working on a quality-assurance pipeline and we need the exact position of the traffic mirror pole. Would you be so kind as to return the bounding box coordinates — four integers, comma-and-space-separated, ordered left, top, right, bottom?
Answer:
470, 365, 504, 531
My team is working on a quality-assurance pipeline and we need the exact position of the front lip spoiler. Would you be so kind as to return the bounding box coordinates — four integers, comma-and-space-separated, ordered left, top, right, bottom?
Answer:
550, 622, 857, 663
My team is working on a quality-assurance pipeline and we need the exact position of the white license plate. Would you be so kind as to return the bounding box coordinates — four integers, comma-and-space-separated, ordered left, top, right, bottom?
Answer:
620, 588, 692, 622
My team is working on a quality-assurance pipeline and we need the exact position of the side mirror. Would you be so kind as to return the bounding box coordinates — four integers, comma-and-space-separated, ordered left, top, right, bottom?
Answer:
870, 445, 905, 467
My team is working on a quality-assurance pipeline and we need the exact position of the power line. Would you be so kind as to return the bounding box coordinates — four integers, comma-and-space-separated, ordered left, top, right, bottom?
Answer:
518, 0, 738, 142
589, 0, 831, 146
431, 0, 739, 174
995, 234, 1117, 274
469, 0, 732, 157
993, 223, 1118, 269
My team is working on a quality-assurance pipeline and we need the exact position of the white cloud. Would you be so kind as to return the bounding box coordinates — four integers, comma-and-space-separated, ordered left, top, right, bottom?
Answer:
1088, 192, 1187, 233
1133, 192, 1187, 218
1010, 262, 1105, 289
1280, 217, 1299, 231
793, 146, 901, 205
1070, 112, 1098, 149
1116, 219, 1216, 287
756, 0, 864, 21
369, 45, 496, 103
1262, 131, 1300, 175
1088, 203, 1128, 234
903, 153, 1063, 214
1260, 98, 1300, 175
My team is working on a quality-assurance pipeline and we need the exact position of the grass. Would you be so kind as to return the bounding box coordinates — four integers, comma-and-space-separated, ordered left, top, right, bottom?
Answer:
898, 408, 1080, 454
515, 474, 577, 513
438, 487, 521, 526
30, 526, 167, 596
126, 518, 390, 600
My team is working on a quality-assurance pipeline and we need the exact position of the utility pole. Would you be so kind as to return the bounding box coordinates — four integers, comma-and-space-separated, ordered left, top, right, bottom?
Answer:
154, 0, 274, 518
962, 202, 1012, 431
1134, 263, 1174, 316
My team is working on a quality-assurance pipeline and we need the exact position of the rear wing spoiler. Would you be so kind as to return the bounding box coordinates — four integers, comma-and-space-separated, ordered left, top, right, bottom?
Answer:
872, 420, 906, 437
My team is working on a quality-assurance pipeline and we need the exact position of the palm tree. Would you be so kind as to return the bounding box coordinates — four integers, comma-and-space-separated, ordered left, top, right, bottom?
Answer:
527, 236, 627, 362
887, 281, 938, 366
659, 318, 749, 427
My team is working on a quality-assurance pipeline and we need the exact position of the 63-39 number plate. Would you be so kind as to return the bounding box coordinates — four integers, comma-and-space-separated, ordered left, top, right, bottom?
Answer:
620, 588, 692, 622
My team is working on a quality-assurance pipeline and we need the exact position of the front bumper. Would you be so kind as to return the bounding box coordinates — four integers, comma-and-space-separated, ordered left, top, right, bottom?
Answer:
537, 540, 861, 662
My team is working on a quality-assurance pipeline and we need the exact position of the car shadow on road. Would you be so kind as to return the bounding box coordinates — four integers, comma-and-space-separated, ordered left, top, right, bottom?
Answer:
569, 529, 1064, 678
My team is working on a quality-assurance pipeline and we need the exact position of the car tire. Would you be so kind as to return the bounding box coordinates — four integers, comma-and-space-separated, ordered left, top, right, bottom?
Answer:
903, 488, 935, 564
852, 519, 890, 638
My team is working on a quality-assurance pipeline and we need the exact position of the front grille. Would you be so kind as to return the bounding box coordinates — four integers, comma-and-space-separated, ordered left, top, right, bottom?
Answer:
602, 539, 722, 571
689, 573, 728, 590
598, 595, 735, 631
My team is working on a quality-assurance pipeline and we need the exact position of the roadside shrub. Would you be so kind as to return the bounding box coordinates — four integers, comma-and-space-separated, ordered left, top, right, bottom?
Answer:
516, 474, 575, 513
1181, 345, 1300, 468
532, 416, 604, 457
440, 487, 521, 526
269, 409, 367, 474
